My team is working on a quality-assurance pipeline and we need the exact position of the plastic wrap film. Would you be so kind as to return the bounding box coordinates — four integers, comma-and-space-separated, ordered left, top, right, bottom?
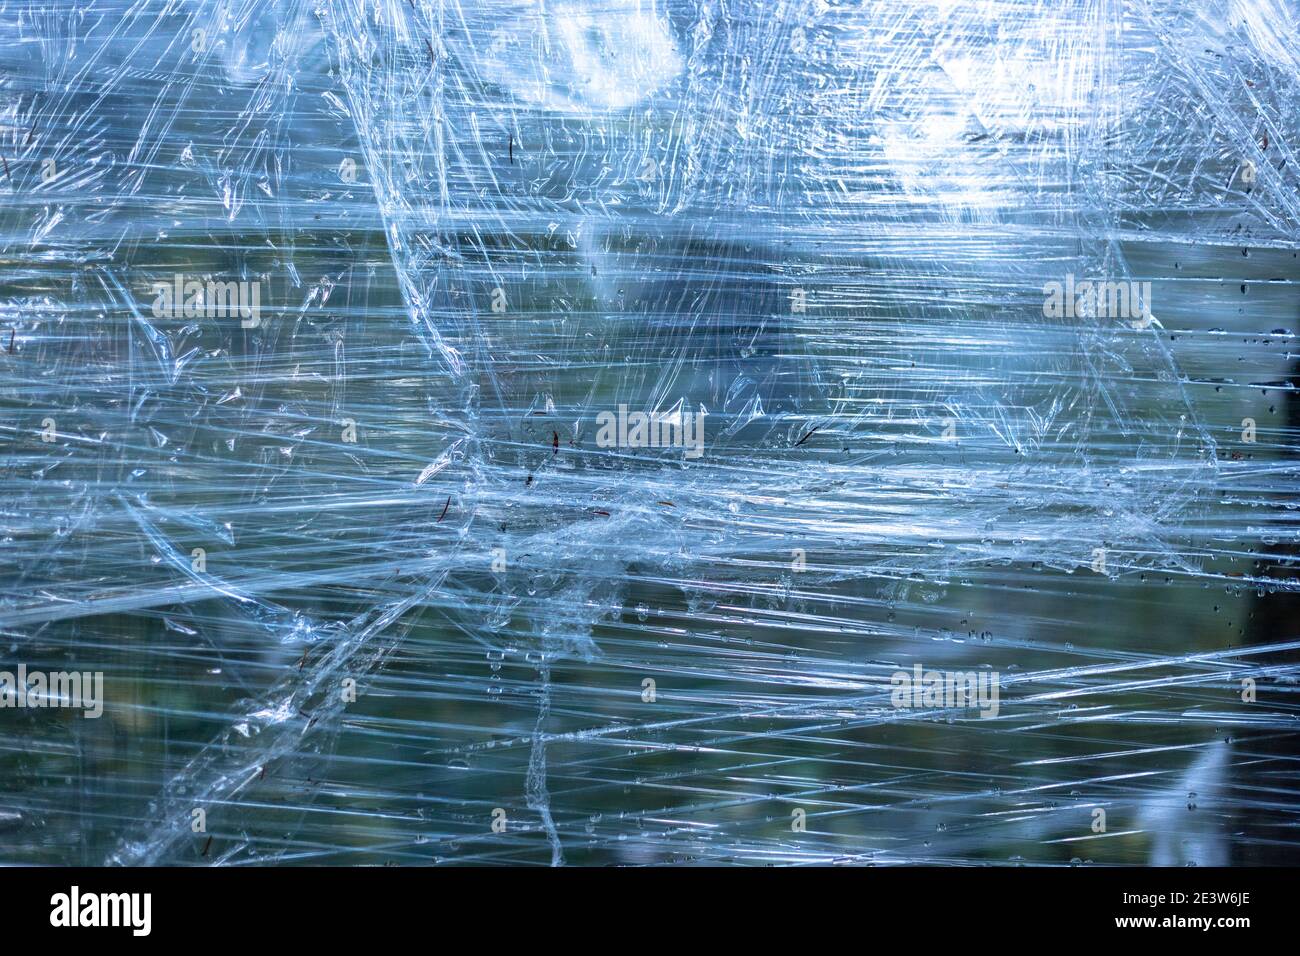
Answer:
0, 0, 1297, 867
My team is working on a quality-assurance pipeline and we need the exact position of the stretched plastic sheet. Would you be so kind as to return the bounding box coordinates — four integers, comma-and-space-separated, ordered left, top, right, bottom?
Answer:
1, 0, 1297, 866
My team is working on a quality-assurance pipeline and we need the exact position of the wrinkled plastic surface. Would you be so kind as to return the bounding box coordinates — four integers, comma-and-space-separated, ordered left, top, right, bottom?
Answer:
1, 0, 1298, 865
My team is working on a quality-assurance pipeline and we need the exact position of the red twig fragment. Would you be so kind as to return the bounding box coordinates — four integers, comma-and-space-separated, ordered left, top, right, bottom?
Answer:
591, 509, 610, 517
